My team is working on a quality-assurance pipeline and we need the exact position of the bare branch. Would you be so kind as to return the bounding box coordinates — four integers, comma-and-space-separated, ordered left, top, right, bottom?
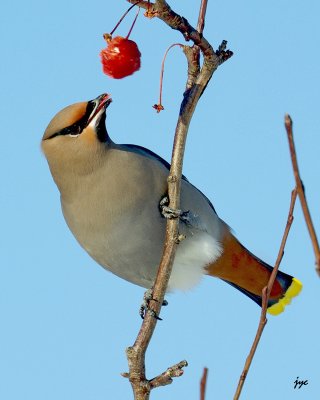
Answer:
233, 189, 297, 400
285, 114, 320, 276
186, 0, 209, 90
234, 114, 319, 399
128, 0, 232, 62
184, 45, 201, 91
149, 360, 188, 389
200, 367, 209, 400
125, 1, 232, 399
197, 0, 208, 34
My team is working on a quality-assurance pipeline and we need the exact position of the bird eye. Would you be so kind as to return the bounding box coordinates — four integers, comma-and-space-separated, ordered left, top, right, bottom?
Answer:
67, 124, 82, 138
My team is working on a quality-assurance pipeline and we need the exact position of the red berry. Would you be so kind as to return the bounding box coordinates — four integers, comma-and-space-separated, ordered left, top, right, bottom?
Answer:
100, 36, 141, 79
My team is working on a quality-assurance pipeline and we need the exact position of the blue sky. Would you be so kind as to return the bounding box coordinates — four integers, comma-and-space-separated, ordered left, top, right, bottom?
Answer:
1, 1, 319, 399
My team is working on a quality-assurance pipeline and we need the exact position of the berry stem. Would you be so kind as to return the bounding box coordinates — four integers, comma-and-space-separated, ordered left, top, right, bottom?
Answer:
126, 6, 140, 39
110, 0, 142, 36
153, 43, 183, 113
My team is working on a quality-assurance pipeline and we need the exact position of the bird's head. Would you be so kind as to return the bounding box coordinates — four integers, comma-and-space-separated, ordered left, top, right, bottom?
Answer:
41, 94, 112, 190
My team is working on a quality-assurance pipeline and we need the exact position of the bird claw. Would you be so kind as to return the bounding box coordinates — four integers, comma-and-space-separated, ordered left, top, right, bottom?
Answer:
159, 196, 190, 223
139, 288, 168, 320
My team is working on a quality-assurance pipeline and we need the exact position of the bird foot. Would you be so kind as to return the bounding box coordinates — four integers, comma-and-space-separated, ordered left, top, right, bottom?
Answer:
159, 196, 190, 223
139, 288, 168, 320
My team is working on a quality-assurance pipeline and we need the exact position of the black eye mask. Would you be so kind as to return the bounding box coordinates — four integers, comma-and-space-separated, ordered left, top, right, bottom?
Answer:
46, 101, 95, 140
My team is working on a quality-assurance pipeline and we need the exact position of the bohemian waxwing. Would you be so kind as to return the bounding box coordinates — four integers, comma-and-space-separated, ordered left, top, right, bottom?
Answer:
42, 93, 302, 315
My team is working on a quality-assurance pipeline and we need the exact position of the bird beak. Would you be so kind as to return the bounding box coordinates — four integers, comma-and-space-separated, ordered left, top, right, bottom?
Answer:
87, 93, 112, 127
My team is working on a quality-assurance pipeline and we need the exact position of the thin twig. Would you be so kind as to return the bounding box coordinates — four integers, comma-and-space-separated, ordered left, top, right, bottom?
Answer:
285, 114, 320, 276
186, 0, 208, 90
149, 360, 188, 389
125, 1, 232, 399
197, 0, 208, 34
233, 189, 298, 400
200, 367, 209, 400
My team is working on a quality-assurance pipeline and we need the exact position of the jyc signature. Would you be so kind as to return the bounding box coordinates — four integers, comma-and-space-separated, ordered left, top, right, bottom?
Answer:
294, 377, 308, 389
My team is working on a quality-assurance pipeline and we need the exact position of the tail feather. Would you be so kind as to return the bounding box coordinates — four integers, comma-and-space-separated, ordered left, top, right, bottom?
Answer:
206, 231, 302, 315
267, 277, 302, 315
222, 276, 302, 315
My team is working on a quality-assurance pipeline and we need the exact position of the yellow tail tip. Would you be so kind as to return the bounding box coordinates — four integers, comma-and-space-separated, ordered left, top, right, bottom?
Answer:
267, 277, 303, 316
